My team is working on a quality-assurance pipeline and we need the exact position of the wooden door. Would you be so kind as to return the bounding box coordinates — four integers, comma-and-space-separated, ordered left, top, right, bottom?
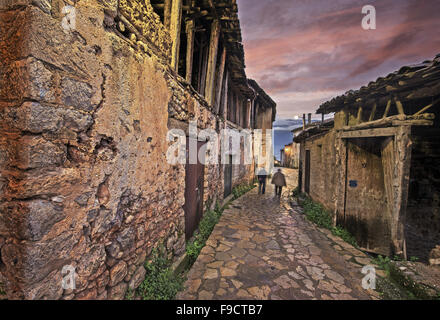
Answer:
184, 139, 206, 240
224, 155, 233, 197
344, 138, 391, 255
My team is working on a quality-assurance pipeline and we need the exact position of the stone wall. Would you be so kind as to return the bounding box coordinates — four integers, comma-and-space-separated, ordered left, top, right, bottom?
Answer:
299, 131, 337, 213
0, 0, 247, 300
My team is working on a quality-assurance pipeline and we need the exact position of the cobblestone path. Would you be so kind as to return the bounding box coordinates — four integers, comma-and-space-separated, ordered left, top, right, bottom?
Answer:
178, 169, 381, 300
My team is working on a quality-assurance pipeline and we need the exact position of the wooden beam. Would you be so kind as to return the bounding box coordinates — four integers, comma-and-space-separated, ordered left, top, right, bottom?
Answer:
204, 19, 221, 105
392, 126, 412, 259
235, 93, 240, 125
170, 0, 183, 72
383, 99, 392, 118
369, 103, 377, 122
342, 113, 435, 131
394, 97, 405, 115
221, 70, 229, 119
185, 18, 195, 83
341, 127, 397, 139
381, 136, 395, 257
164, 0, 172, 30
214, 47, 227, 114
357, 106, 363, 124
392, 119, 433, 126
414, 97, 440, 116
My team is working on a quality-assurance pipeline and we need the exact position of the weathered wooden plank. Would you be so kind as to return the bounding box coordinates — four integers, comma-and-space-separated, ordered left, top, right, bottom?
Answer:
341, 127, 397, 139
343, 113, 435, 131
381, 137, 395, 256
185, 19, 195, 83
413, 97, 440, 116
170, 0, 183, 71
221, 70, 229, 119
383, 99, 392, 118
392, 126, 412, 259
164, 0, 172, 30
391, 120, 433, 126
214, 47, 226, 114
204, 19, 221, 105
369, 103, 377, 122
394, 98, 405, 115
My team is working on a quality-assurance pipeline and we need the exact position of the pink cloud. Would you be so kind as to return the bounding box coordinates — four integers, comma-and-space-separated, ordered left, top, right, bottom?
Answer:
237, 0, 440, 117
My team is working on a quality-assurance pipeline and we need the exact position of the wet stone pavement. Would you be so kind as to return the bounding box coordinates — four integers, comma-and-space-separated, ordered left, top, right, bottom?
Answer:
178, 168, 381, 300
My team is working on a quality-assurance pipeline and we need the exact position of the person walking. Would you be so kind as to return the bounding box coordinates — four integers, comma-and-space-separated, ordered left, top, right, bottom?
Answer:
257, 167, 268, 195
272, 169, 287, 197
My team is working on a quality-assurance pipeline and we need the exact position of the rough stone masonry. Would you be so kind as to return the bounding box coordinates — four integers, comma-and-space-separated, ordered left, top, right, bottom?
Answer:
0, 0, 276, 299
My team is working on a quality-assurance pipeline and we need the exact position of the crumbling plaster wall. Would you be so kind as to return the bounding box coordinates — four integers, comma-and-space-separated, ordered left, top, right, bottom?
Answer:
0, 0, 224, 300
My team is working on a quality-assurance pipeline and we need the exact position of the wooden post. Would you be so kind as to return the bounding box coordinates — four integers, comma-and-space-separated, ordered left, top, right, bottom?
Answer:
392, 126, 412, 259
357, 106, 363, 124
246, 100, 252, 128
164, 0, 172, 30
235, 94, 240, 125
222, 71, 229, 119
170, 0, 183, 72
321, 113, 325, 123
334, 133, 348, 227
214, 47, 227, 114
369, 103, 377, 122
185, 18, 195, 83
308, 113, 312, 125
394, 98, 405, 115
303, 114, 306, 130
383, 100, 392, 119
204, 19, 221, 105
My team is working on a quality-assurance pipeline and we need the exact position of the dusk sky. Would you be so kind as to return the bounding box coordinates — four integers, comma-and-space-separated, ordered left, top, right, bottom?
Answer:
237, 0, 440, 127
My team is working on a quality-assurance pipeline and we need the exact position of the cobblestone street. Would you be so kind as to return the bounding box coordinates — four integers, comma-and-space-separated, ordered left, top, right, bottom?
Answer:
178, 168, 381, 300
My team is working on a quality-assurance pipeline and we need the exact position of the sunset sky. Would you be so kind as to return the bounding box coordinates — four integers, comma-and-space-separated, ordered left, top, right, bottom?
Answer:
237, 0, 440, 128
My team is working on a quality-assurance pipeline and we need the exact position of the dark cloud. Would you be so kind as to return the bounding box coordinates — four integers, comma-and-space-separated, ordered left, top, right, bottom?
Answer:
237, 0, 440, 119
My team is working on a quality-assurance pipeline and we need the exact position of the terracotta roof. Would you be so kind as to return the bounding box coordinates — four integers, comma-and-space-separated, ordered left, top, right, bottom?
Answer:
293, 119, 334, 142
317, 54, 440, 114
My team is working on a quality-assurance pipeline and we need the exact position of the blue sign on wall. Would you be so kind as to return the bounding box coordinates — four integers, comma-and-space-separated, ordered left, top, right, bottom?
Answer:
349, 180, 358, 188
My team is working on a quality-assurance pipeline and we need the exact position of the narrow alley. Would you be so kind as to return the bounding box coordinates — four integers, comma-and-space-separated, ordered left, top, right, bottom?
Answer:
178, 168, 379, 300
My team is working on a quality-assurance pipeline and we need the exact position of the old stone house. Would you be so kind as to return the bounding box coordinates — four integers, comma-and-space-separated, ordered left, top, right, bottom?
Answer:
280, 142, 299, 169
0, 0, 276, 299
295, 55, 440, 261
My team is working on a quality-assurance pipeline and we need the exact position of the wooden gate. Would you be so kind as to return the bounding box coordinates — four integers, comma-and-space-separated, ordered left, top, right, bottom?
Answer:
224, 155, 233, 197
184, 139, 206, 240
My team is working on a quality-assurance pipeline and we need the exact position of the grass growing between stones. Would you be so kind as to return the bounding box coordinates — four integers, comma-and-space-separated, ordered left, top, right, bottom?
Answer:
231, 182, 257, 201
0, 283, 6, 298
293, 189, 358, 248
136, 248, 185, 300
372, 256, 440, 300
